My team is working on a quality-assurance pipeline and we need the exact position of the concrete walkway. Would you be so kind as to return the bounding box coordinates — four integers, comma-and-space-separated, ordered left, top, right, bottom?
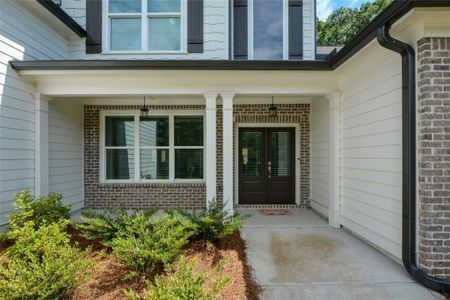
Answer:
240, 209, 443, 300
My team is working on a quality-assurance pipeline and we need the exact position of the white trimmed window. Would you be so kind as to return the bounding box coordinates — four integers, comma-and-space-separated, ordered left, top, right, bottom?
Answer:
106, 0, 186, 52
101, 112, 204, 182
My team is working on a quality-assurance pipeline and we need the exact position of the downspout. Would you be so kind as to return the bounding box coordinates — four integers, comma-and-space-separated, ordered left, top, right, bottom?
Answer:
377, 24, 450, 293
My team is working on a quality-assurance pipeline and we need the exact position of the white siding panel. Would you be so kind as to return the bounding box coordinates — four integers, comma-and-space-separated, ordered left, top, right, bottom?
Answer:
0, 0, 70, 226
310, 96, 330, 218
338, 41, 403, 259
49, 101, 84, 211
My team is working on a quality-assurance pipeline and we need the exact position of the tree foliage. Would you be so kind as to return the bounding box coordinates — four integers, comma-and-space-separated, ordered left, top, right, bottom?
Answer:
317, 0, 391, 46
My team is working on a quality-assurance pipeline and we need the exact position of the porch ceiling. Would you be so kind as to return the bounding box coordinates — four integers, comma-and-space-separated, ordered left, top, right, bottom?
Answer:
18, 70, 339, 97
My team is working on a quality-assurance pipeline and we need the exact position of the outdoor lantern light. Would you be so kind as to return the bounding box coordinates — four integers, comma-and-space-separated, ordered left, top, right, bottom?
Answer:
140, 96, 149, 117
269, 96, 277, 118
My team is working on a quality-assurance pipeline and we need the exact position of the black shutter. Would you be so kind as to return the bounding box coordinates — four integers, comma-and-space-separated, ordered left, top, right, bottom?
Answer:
233, 0, 247, 60
188, 0, 204, 53
289, 0, 303, 60
86, 0, 102, 54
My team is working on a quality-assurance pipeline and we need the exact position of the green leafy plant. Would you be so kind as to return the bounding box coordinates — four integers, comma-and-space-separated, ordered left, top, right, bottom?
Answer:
110, 213, 194, 272
7, 190, 71, 229
125, 255, 230, 300
76, 206, 156, 244
0, 221, 93, 299
178, 200, 247, 243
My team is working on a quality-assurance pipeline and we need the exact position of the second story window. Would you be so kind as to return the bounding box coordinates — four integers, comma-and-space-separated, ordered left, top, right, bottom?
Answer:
249, 0, 287, 60
107, 0, 185, 52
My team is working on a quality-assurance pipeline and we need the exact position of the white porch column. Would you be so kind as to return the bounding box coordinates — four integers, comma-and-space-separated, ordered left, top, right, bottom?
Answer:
204, 93, 218, 207
327, 92, 341, 228
34, 93, 50, 197
221, 93, 235, 213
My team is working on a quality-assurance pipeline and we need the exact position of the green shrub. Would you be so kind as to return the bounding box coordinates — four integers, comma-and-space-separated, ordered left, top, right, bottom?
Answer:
178, 200, 247, 243
76, 206, 155, 244
0, 221, 93, 299
125, 255, 229, 300
110, 213, 194, 272
8, 190, 70, 229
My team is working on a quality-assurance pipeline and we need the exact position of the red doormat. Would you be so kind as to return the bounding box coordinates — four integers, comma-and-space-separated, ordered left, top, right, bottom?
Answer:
258, 209, 290, 215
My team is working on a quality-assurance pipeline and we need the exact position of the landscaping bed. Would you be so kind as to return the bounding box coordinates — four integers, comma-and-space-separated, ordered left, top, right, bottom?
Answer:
70, 229, 259, 300
0, 191, 260, 299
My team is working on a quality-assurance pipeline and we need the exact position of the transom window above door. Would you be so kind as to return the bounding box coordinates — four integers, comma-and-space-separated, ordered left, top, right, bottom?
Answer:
106, 0, 185, 52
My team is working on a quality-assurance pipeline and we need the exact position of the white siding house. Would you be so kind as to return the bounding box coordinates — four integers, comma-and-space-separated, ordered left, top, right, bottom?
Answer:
337, 41, 403, 259
0, 0, 71, 225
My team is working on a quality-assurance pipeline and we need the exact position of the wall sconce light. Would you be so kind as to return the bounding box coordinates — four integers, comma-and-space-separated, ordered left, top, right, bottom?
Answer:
140, 96, 149, 117
269, 96, 277, 118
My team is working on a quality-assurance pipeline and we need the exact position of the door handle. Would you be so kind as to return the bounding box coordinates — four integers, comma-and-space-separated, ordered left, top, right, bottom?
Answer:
268, 161, 272, 178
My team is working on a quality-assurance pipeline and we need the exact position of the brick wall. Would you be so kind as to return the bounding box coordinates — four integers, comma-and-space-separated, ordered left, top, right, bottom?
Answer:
417, 37, 450, 279
84, 103, 311, 209
84, 105, 206, 209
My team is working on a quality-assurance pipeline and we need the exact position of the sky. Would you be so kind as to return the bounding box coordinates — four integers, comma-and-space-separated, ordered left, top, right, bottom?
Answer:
317, 0, 374, 20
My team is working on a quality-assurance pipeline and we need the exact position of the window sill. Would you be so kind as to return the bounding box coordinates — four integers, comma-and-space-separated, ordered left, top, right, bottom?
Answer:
98, 181, 205, 187
101, 51, 189, 55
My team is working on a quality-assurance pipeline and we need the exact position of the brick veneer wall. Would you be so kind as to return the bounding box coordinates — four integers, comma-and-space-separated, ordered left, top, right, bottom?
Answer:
417, 38, 450, 279
84, 103, 311, 209
228, 104, 311, 207
84, 105, 206, 209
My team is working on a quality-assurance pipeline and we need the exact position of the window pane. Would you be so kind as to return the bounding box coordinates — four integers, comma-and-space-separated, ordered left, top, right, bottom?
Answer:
111, 18, 141, 51
140, 117, 169, 146
106, 149, 135, 180
240, 131, 262, 177
271, 131, 291, 176
109, 0, 141, 13
175, 149, 203, 179
141, 149, 169, 179
253, 0, 283, 60
105, 116, 135, 146
174, 116, 203, 146
149, 18, 181, 51
148, 0, 180, 12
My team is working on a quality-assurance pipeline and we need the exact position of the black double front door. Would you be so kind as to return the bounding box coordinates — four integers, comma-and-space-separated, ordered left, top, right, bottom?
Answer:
238, 127, 296, 205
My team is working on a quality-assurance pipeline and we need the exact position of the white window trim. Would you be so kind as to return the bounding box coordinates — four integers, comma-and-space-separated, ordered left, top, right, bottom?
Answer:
247, 0, 289, 60
102, 0, 188, 54
99, 110, 205, 184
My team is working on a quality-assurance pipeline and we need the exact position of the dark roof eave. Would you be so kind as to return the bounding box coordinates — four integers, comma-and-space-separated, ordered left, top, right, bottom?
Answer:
11, 0, 450, 72
10, 59, 332, 71
37, 0, 86, 37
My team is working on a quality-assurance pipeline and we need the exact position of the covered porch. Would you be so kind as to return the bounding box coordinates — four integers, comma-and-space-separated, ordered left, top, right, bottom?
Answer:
25, 68, 342, 227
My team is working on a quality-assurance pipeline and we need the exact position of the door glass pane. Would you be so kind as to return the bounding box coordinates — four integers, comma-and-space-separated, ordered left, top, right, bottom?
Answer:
140, 117, 169, 146
105, 116, 135, 146
148, 0, 181, 12
271, 131, 291, 176
241, 131, 262, 177
149, 18, 181, 51
174, 116, 203, 146
253, 0, 283, 60
109, 0, 141, 13
110, 18, 141, 51
141, 149, 169, 179
106, 149, 135, 180
175, 149, 203, 179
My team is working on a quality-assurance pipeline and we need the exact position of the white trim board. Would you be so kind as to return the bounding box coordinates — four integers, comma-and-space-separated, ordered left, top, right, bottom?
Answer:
234, 123, 301, 206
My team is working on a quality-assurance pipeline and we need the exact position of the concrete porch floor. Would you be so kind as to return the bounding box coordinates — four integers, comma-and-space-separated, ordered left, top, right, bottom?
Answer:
239, 208, 443, 300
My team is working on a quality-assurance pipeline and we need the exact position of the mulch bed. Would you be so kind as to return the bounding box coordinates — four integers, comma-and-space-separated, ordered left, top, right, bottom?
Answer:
66, 229, 260, 300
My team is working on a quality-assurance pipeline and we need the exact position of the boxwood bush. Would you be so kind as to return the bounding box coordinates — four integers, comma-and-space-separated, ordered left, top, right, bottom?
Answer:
0, 221, 93, 299
125, 255, 229, 300
8, 190, 70, 229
